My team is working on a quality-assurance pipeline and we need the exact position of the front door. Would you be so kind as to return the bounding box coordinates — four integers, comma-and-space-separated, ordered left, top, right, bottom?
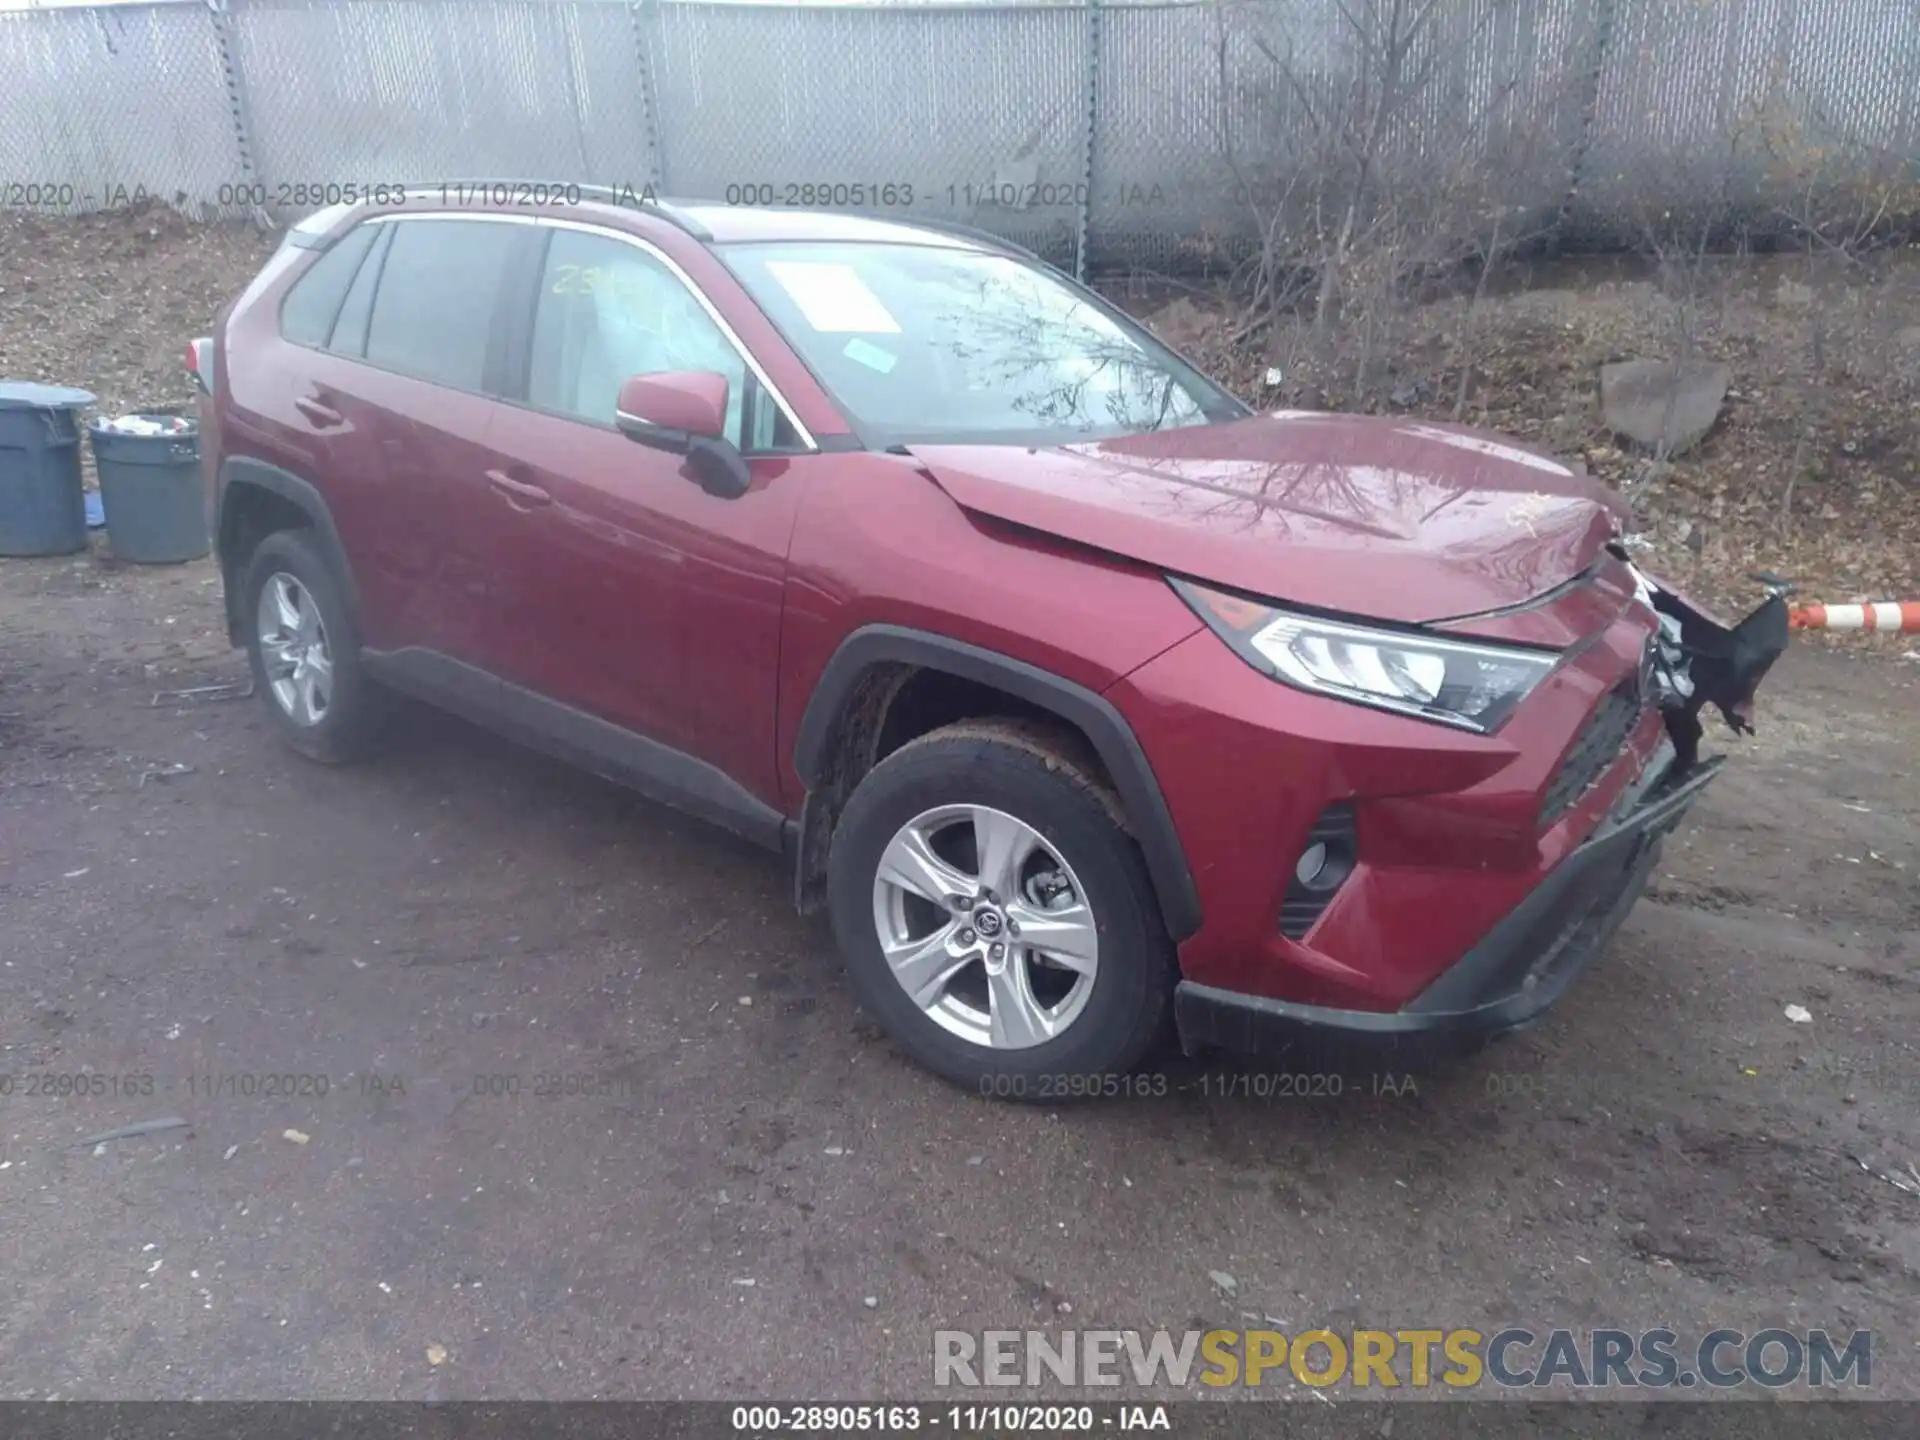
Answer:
480, 223, 813, 801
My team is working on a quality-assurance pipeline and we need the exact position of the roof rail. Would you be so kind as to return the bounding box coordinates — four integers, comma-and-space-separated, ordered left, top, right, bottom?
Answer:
858, 213, 1045, 263
393, 180, 712, 241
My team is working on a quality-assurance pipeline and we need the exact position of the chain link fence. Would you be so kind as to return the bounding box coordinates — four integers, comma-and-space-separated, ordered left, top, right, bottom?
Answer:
3, 0, 1917, 274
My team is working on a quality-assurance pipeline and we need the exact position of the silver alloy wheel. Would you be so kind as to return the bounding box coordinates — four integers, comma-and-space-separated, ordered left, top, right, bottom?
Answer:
871, 803, 1100, 1050
256, 571, 333, 727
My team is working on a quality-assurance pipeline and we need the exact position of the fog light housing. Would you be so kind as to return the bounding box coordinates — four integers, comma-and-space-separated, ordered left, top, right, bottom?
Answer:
1279, 804, 1358, 938
1294, 841, 1331, 888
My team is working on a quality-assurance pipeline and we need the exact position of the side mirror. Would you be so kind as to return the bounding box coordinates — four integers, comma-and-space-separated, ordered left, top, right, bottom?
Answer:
614, 371, 751, 500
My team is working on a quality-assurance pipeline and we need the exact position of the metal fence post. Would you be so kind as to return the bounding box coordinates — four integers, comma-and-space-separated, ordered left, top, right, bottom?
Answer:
206, 0, 269, 227
1550, 0, 1619, 252
1714, 0, 1750, 135
1074, 0, 1101, 282
557, 4, 593, 177
1902, 0, 1920, 153
1711, 0, 1755, 216
629, 0, 669, 191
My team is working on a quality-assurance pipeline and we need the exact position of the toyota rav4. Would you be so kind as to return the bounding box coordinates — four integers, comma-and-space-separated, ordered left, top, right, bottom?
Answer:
191, 186, 1788, 1096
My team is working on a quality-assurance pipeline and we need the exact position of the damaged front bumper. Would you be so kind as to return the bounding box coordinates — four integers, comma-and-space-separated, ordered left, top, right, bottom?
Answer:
1173, 564, 1791, 1059
1637, 564, 1793, 774
1175, 738, 1718, 1050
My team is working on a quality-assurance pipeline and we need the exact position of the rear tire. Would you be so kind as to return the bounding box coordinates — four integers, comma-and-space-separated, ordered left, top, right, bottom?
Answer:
240, 529, 381, 763
827, 720, 1176, 1100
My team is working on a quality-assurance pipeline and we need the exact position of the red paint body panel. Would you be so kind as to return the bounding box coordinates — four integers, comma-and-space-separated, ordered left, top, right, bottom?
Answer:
477, 404, 801, 803
1109, 575, 1662, 1009
616, 370, 731, 437
775, 455, 1204, 806
207, 194, 1719, 1042
1431, 549, 1643, 649
908, 412, 1631, 624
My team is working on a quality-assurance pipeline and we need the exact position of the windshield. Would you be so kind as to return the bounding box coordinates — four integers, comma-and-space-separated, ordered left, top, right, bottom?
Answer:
717, 241, 1246, 447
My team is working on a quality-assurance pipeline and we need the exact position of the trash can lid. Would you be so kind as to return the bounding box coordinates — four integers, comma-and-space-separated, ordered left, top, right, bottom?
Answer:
0, 381, 98, 410
93, 411, 198, 436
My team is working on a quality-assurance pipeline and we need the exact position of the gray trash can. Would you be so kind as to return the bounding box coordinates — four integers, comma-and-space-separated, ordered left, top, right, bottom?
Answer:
88, 412, 210, 564
0, 381, 97, 557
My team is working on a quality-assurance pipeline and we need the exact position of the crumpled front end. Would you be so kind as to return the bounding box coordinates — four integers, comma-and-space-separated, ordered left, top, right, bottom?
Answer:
1118, 545, 1792, 1057
1633, 564, 1793, 774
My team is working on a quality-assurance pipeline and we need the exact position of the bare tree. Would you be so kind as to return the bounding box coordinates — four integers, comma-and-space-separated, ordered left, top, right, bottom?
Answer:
1748, 72, 1920, 519
1626, 210, 1732, 488
1202, 0, 1577, 411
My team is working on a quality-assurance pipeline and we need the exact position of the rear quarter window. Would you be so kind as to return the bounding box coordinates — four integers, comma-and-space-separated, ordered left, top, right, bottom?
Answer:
278, 222, 380, 348
327, 223, 392, 359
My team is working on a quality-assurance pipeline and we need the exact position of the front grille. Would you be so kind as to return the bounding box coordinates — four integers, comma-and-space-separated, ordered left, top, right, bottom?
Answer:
1539, 683, 1644, 829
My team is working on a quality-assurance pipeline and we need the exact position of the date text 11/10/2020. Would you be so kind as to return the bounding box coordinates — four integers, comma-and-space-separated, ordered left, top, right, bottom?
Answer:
2, 182, 155, 211
715, 182, 1178, 210
0, 1072, 664, 1102
730, 1404, 1171, 1433
976, 1070, 1423, 1102
1, 178, 1191, 214
0, 1073, 663, 1102
0, 1072, 404, 1101
212, 182, 669, 210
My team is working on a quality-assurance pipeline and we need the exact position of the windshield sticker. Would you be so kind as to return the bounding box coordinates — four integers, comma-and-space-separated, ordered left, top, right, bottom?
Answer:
842, 337, 898, 373
765, 261, 901, 334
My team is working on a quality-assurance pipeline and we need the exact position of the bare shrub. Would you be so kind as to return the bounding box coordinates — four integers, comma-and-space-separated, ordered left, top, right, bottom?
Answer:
1748, 75, 1920, 520
1198, 0, 1585, 410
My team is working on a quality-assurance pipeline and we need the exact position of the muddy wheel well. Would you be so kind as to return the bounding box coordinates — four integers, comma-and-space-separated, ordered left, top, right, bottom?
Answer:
220, 485, 310, 571
791, 664, 1125, 917
217, 485, 312, 639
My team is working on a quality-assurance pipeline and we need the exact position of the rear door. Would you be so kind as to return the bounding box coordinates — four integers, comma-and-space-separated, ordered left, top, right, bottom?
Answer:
268, 220, 392, 624
318, 214, 536, 675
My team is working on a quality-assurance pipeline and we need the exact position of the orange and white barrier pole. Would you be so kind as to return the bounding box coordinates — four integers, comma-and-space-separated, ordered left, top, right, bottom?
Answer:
1789, 602, 1920, 632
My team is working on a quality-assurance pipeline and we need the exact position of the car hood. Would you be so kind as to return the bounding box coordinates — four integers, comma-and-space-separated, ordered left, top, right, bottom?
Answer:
907, 411, 1632, 624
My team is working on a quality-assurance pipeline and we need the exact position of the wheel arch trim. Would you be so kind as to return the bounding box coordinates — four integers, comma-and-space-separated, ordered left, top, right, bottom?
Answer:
216, 456, 363, 639
793, 624, 1202, 941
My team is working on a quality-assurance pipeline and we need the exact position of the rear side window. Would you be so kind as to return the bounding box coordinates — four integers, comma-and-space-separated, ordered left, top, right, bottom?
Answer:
279, 222, 379, 347
363, 220, 521, 392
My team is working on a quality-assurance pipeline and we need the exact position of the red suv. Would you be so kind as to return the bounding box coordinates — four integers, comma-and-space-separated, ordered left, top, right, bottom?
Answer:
192, 186, 1787, 1095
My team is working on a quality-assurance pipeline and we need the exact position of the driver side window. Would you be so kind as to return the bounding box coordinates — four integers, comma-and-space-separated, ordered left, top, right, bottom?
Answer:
529, 229, 783, 449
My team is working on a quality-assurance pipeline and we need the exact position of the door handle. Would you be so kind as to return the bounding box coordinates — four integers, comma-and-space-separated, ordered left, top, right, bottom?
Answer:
293, 395, 343, 428
485, 468, 551, 508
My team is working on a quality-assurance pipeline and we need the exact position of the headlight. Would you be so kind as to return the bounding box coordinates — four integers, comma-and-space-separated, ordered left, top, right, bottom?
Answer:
1171, 578, 1559, 733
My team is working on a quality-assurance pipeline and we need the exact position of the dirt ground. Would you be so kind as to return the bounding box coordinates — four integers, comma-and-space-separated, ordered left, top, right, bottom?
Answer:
2, 207, 1919, 1401
2, 536, 1918, 1402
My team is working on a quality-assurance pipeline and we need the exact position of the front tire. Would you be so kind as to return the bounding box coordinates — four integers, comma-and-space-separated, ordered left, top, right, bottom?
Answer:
827, 720, 1176, 1098
240, 529, 380, 763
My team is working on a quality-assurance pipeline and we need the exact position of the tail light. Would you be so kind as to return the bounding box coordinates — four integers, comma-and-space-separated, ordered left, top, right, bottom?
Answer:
187, 336, 215, 397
